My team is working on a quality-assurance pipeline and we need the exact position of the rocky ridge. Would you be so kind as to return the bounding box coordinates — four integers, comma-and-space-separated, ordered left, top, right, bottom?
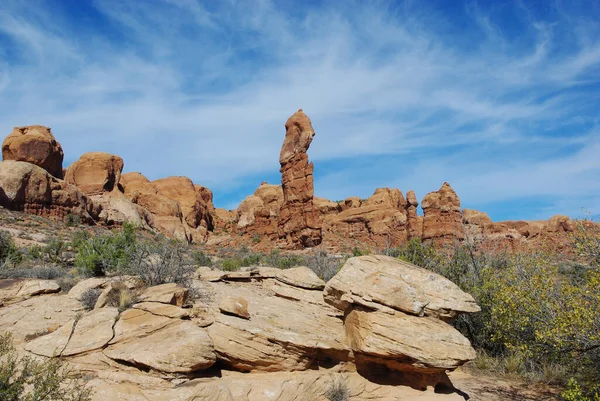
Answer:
1, 255, 480, 399
0, 112, 577, 252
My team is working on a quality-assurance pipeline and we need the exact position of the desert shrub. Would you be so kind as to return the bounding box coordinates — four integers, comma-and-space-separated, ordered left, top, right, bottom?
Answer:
193, 250, 212, 267
0, 332, 93, 401
75, 223, 137, 276
125, 237, 194, 287
102, 282, 138, 312
43, 238, 66, 263
306, 250, 347, 281
389, 225, 600, 395
25, 245, 43, 260
65, 214, 80, 227
351, 247, 370, 257
220, 258, 242, 272
216, 250, 264, 271
325, 375, 349, 401
251, 234, 261, 243
0, 230, 20, 266
80, 288, 101, 310
69, 230, 90, 249
265, 249, 305, 270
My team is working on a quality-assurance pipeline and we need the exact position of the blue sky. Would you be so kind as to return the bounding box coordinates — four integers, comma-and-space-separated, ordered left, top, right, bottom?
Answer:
0, 0, 599, 221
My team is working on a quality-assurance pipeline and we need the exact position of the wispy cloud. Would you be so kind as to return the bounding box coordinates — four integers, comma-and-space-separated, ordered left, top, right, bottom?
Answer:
0, 0, 598, 221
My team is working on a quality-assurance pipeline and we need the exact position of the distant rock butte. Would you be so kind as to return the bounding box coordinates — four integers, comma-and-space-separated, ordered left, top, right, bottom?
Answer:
0, 120, 577, 251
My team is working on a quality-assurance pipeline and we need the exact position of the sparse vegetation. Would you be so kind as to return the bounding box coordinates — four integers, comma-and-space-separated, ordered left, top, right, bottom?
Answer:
387, 219, 600, 398
74, 223, 137, 276
324, 374, 349, 401
80, 288, 101, 310
65, 214, 80, 227
0, 332, 93, 401
125, 237, 194, 287
192, 250, 212, 267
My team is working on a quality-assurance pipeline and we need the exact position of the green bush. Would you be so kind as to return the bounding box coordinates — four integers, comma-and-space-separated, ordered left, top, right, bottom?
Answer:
75, 223, 137, 276
0, 230, 20, 265
65, 214, 80, 227
193, 250, 212, 267
388, 224, 600, 395
0, 332, 92, 401
125, 237, 194, 287
43, 238, 66, 263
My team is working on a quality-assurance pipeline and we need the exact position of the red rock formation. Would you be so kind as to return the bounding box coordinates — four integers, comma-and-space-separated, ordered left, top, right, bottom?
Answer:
65, 152, 124, 196
322, 188, 409, 249
277, 110, 322, 248
405, 190, 421, 239
153, 176, 214, 242
2, 126, 64, 178
236, 183, 284, 241
120, 172, 190, 241
0, 160, 93, 222
421, 182, 464, 246
65, 153, 154, 228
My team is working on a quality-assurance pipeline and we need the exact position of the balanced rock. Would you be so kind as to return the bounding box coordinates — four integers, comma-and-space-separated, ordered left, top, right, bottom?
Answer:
2, 125, 64, 178
277, 109, 322, 248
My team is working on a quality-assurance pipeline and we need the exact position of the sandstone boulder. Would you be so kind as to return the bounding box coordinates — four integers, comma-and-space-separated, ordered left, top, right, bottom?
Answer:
153, 176, 213, 241
324, 255, 480, 318
219, 296, 250, 319
104, 320, 216, 373
207, 283, 348, 372
275, 266, 325, 290
2, 125, 64, 178
139, 283, 188, 306
26, 308, 119, 357
16, 280, 60, 297
277, 109, 322, 248
65, 152, 124, 196
236, 183, 284, 240
0, 161, 93, 222
345, 308, 476, 373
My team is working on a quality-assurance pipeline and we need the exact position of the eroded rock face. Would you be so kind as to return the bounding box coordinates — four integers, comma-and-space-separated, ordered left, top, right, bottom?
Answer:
0, 160, 94, 222
2, 125, 64, 178
324, 255, 480, 318
104, 320, 216, 373
277, 110, 322, 248
65, 152, 124, 196
153, 176, 214, 242
346, 308, 476, 373
322, 188, 409, 249
120, 172, 190, 241
422, 182, 464, 245
236, 183, 284, 241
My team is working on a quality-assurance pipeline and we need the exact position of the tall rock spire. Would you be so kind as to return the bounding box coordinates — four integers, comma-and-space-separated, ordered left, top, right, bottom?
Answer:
277, 109, 322, 248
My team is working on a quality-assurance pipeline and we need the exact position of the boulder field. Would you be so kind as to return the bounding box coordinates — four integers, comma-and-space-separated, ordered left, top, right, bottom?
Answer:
0, 112, 577, 252
0, 255, 480, 400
